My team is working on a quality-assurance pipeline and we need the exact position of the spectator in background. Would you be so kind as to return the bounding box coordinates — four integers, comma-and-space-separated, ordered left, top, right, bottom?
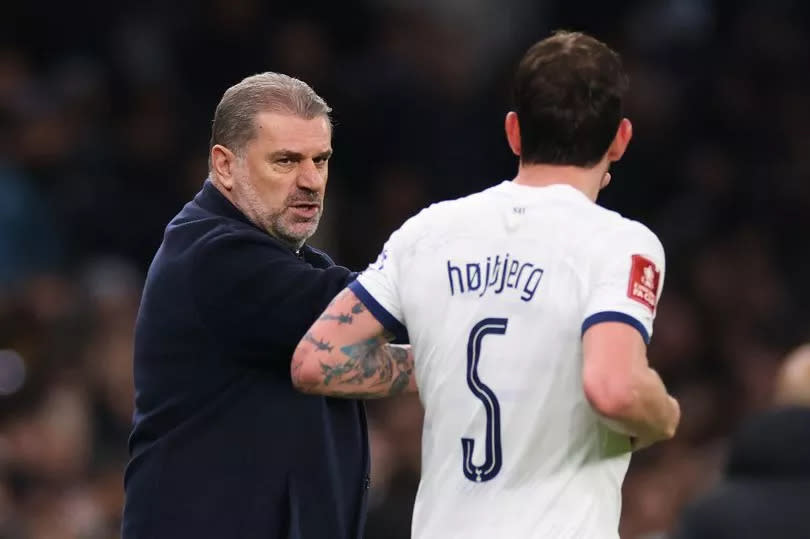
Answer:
773, 344, 810, 407
673, 344, 810, 539
0, 162, 62, 285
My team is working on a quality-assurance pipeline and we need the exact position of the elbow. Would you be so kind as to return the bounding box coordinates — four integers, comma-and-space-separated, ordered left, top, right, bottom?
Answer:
291, 346, 323, 394
583, 368, 636, 419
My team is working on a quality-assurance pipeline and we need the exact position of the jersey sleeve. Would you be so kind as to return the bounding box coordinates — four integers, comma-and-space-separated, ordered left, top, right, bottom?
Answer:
581, 223, 666, 344
349, 224, 412, 342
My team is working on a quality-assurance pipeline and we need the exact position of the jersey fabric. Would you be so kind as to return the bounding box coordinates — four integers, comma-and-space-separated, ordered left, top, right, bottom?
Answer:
350, 181, 665, 539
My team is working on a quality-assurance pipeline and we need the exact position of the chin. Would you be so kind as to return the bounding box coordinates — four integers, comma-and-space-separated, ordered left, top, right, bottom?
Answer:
276, 224, 317, 247
292, 220, 319, 240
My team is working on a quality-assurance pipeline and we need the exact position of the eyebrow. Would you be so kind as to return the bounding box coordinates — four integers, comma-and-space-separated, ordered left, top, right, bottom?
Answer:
268, 149, 333, 161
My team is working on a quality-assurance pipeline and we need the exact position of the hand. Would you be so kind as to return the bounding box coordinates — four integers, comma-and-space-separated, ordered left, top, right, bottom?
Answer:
630, 395, 680, 451
630, 434, 659, 452
668, 395, 681, 438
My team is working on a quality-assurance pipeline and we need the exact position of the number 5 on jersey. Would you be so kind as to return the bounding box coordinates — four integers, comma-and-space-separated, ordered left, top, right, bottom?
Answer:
462, 317, 508, 483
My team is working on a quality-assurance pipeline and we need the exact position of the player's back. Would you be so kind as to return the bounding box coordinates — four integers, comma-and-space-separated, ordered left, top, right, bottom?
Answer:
395, 181, 661, 538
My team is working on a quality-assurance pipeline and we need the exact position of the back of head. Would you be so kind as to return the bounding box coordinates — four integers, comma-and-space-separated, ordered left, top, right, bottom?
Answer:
774, 344, 810, 407
722, 344, 810, 479
208, 72, 331, 171
514, 31, 629, 167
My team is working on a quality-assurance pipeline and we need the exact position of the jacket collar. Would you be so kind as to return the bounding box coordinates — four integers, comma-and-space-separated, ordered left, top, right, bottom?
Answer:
194, 178, 320, 261
195, 178, 255, 228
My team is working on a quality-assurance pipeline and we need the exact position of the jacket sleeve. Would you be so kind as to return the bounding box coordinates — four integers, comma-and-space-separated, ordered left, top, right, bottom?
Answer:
191, 229, 354, 362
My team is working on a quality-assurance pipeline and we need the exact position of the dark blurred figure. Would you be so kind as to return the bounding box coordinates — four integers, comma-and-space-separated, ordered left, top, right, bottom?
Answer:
673, 346, 810, 539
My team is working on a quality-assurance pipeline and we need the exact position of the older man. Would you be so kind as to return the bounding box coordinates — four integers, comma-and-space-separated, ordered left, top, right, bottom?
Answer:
122, 73, 411, 539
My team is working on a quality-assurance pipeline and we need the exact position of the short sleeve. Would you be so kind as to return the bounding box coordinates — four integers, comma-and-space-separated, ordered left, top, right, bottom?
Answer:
350, 227, 409, 342
581, 223, 666, 344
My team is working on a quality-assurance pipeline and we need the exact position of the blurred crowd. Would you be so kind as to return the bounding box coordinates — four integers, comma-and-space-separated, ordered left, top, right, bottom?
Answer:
1, 0, 809, 537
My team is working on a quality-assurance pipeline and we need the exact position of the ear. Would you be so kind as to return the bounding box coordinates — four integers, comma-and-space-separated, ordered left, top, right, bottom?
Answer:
210, 144, 238, 190
505, 111, 521, 157
606, 118, 633, 163
600, 171, 612, 190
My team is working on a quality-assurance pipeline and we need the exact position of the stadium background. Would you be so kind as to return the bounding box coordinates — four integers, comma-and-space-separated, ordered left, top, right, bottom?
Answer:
1, 0, 809, 537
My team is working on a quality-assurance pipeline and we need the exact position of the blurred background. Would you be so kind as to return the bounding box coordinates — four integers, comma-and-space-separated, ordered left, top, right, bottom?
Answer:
1, 0, 809, 537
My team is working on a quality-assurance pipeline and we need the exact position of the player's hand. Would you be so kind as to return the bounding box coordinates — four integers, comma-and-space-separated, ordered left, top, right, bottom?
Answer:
630, 395, 680, 451
668, 395, 681, 437
630, 435, 658, 451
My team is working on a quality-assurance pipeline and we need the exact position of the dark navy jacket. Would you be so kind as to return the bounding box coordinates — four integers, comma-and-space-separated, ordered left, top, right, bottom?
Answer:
674, 406, 810, 539
123, 180, 368, 539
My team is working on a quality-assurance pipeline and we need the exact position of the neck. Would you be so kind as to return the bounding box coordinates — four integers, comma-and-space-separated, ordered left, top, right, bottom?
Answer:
512, 162, 606, 202
210, 175, 237, 205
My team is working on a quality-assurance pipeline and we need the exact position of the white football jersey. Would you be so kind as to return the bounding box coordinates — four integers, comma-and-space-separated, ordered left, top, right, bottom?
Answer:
350, 181, 665, 539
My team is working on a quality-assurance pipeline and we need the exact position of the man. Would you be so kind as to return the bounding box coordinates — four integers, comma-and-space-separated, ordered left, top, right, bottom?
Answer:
292, 31, 680, 538
673, 345, 810, 539
123, 73, 411, 538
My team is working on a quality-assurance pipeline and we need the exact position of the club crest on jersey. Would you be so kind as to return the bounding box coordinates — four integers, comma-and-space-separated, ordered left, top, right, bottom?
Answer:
627, 255, 660, 312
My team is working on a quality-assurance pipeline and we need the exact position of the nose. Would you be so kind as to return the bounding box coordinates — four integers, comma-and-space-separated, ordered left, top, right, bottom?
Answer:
296, 159, 326, 191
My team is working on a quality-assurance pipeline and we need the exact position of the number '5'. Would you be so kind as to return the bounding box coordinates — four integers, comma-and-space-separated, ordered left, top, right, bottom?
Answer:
461, 317, 507, 483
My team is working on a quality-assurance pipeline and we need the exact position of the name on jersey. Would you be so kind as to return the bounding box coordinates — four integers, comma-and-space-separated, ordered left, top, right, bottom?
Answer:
446, 254, 544, 302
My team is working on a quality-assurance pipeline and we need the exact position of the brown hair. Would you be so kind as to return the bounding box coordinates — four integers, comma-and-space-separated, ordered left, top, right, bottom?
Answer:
513, 31, 629, 167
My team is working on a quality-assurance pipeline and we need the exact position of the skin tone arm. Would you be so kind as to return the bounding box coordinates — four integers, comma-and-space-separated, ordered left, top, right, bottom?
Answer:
582, 322, 680, 450
291, 288, 417, 398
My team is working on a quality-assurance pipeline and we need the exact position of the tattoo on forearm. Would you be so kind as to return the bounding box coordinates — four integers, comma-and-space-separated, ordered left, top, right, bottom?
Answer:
298, 296, 408, 397
318, 390, 395, 399
318, 302, 366, 325
303, 331, 334, 352
318, 313, 354, 324
319, 340, 412, 397
291, 357, 303, 377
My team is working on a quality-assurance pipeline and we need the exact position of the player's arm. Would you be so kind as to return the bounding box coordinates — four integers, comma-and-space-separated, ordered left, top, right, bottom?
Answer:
581, 224, 679, 450
582, 322, 680, 449
291, 287, 416, 398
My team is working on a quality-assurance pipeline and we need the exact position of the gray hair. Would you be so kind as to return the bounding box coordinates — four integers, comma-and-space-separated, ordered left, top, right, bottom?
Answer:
208, 72, 331, 169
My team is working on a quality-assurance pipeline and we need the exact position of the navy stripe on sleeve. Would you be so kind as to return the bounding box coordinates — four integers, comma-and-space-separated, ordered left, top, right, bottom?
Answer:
348, 280, 408, 342
581, 311, 650, 344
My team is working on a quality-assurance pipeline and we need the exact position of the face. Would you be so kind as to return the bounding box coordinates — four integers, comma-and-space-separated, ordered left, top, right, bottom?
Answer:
229, 111, 332, 248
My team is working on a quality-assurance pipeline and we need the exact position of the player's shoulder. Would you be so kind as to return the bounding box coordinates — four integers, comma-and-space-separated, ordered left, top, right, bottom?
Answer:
425, 185, 497, 216
607, 212, 661, 244
587, 207, 664, 261
392, 185, 499, 237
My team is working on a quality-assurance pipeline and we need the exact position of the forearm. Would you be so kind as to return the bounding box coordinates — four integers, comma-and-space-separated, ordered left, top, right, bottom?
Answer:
292, 288, 417, 398
600, 367, 678, 442
292, 335, 416, 398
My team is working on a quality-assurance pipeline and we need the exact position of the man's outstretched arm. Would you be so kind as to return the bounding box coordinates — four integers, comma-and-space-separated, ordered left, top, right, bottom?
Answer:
291, 287, 416, 398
